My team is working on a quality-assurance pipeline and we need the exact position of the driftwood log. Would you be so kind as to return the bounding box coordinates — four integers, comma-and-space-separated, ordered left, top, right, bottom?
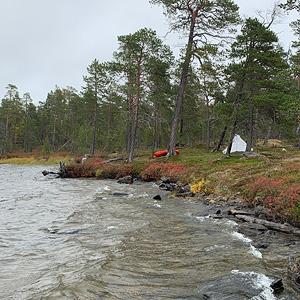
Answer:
104, 157, 126, 163
42, 161, 68, 178
235, 214, 300, 236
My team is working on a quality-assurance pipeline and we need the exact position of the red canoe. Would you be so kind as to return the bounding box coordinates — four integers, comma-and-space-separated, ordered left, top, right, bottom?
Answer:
153, 150, 179, 158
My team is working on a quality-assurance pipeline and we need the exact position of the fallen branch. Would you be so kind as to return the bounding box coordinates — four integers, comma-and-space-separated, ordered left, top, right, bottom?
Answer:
235, 214, 300, 235
104, 157, 127, 163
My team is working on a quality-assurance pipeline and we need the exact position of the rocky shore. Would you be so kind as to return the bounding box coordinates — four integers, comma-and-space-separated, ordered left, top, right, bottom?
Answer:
151, 175, 300, 294
43, 166, 300, 294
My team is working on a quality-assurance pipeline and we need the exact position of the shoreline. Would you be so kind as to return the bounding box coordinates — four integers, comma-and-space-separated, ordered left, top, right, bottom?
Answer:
2, 149, 300, 230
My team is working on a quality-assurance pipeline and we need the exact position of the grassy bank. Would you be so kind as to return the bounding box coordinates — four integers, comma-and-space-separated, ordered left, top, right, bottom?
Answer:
2, 143, 300, 226
0, 152, 74, 166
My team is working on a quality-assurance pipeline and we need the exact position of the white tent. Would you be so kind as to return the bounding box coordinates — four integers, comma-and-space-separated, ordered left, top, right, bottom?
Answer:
223, 134, 247, 154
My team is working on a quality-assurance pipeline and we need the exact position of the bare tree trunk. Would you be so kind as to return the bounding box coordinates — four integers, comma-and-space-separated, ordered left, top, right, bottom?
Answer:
225, 118, 237, 157
180, 118, 184, 141
126, 78, 134, 154
128, 100, 139, 162
128, 65, 141, 162
206, 118, 211, 151
152, 96, 158, 158
246, 103, 254, 152
107, 106, 111, 153
225, 70, 247, 157
90, 97, 97, 156
253, 108, 259, 147
52, 117, 56, 149
213, 126, 227, 152
158, 108, 162, 148
263, 123, 272, 146
5, 111, 10, 139
5, 94, 12, 139
168, 17, 195, 156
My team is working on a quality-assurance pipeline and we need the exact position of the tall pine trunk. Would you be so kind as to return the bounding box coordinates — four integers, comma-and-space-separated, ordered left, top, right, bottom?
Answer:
90, 89, 98, 156
152, 96, 158, 158
225, 72, 246, 157
90, 100, 97, 156
226, 118, 237, 157
246, 102, 254, 152
168, 17, 195, 156
206, 118, 211, 151
213, 126, 227, 152
126, 77, 134, 153
128, 64, 141, 162
263, 123, 272, 146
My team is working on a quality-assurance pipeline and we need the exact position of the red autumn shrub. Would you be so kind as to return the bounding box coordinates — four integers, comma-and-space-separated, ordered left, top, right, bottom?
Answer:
67, 163, 96, 178
139, 162, 191, 182
163, 164, 192, 184
74, 156, 84, 164
116, 163, 134, 178
244, 176, 300, 224
95, 163, 119, 179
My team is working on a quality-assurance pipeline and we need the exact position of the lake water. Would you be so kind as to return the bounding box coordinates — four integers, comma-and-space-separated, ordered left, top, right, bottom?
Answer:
0, 164, 299, 299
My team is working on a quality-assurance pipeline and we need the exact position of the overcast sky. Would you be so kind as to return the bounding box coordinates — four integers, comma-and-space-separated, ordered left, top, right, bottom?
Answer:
0, 0, 298, 104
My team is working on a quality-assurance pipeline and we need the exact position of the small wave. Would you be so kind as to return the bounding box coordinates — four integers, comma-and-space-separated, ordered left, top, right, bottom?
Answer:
232, 231, 252, 243
231, 270, 276, 300
195, 215, 210, 222
231, 232, 263, 259
250, 245, 263, 259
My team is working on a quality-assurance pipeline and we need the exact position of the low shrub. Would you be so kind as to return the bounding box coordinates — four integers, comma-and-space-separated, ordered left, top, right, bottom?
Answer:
67, 163, 96, 177
243, 176, 300, 224
139, 162, 191, 183
190, 178, 211, 195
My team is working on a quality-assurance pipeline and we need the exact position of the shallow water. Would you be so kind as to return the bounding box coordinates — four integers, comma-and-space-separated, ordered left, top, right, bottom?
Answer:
0, 164, 299, 299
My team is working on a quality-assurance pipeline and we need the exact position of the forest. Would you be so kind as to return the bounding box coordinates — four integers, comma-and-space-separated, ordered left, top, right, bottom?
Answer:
0, 0, 299, 162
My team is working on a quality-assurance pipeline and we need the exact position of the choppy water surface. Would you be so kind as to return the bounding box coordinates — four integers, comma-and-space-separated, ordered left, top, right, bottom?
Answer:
0, 165, 299, 299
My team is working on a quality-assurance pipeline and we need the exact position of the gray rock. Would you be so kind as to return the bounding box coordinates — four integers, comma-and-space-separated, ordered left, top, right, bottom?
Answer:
153, 194, 162, 201
270, 278, 284, 294
243, 151, 260, 158
158, 183, 168, 190
160, 176, 170, 183
238, 223, 268, 235
117, 175, 133, 184
110, 192, 128, 197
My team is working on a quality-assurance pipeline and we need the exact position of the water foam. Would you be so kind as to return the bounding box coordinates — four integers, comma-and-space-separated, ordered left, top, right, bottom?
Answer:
231, 270, 276, 300
231, 231, 263, 259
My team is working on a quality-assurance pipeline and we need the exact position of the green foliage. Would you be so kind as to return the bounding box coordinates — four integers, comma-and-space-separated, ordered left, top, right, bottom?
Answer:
42, 137, 52, 157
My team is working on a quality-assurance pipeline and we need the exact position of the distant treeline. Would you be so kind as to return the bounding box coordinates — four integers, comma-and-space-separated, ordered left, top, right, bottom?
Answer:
1, 0, 299, 160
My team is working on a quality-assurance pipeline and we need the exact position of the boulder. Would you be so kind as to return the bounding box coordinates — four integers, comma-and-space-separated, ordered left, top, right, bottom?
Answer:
158, 183, 169, 190
110, 192, 128, 197
270, 278, 284, 294
153, 194, 162, 201
243, 152, 260, 158
237, 223, 269, 236
117, 175, 133, 184
160, 176, 170, 183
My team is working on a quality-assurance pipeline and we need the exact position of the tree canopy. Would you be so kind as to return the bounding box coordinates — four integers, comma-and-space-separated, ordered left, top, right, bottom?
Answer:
0, 1, 299, 158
